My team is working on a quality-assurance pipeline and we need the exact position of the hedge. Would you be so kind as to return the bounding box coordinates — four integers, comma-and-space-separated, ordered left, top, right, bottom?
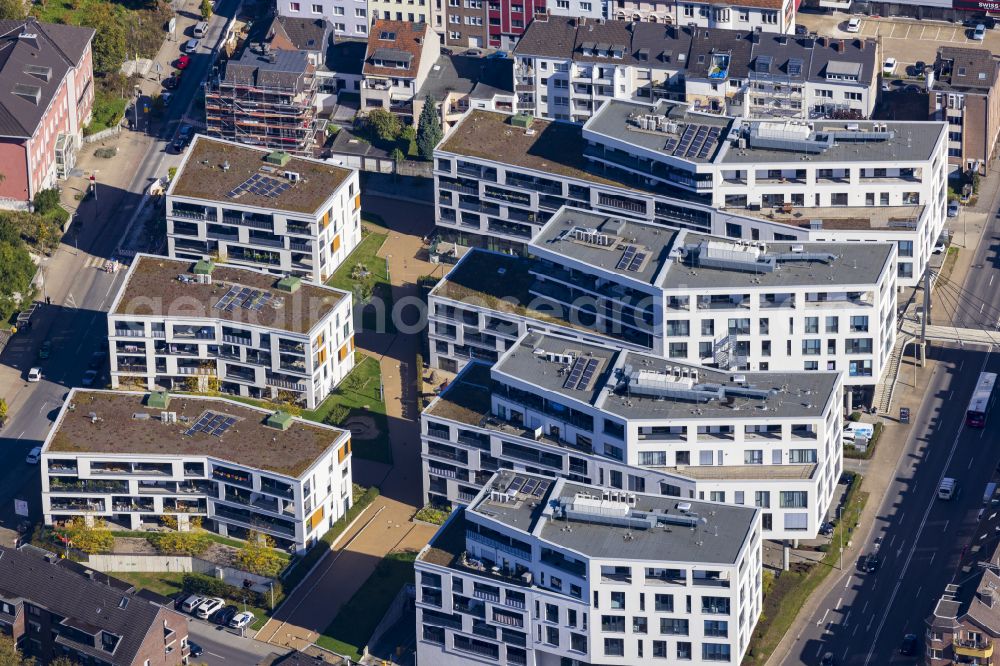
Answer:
280, 486, 380, 593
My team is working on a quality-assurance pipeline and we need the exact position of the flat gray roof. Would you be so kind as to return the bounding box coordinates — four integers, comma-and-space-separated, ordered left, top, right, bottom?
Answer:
470, 471, 756, 564
585, 100, 733, 165
531, 208, 676, 286
719, 119, 943, 164
496, 332, 838, 421
659, 230, 893, 290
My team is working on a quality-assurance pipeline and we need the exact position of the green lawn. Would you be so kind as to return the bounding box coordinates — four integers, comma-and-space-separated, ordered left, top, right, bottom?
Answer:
315, 551, 417, 661
305, 355, 391, 464
328, 227, 394, 334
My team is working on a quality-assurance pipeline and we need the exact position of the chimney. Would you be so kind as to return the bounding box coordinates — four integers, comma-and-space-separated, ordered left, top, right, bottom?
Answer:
858, 39, 865, 50
818, 36, 826, 47
804, 37, 815, 49
838, 39, 845, 51
982, 589, 994, 608
778, 35, 787, 45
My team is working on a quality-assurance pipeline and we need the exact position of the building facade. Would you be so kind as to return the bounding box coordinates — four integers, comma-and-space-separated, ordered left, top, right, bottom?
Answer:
167, 135, 362, 284
205, 47, 323, 156
108, 255, 355, 409
415, 471, 762, 666
0, 19, 94, 204
610, 0, 794, 33
423, 330, 845, 540
41, 390, 354, 553
362, 20, 441, 117
278, 0, 370, 39
926, 545, 1000, 665
0, 546, 190, 665
433, 106, 946, 286
512, 19, 877, 124
928, 46, 1000, 175
428, 208, 897, 386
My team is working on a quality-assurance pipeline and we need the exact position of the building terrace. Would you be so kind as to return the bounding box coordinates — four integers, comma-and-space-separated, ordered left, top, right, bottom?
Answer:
46, 390, 345, 478
723, 204, 926, 231
112, 256, 346, 335
169, 136, 352, 214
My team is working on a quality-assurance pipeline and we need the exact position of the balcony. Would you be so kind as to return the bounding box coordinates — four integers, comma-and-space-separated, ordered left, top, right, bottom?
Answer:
266, 374, 306, 391
954, 640, 993, 658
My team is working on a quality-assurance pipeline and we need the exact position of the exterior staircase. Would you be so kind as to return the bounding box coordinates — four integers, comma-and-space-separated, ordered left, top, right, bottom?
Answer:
872, 336, 910, 415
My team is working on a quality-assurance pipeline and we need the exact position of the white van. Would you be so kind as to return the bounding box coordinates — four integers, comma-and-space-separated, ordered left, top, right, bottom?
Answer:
938, 478, 957, 500
193, 21, 209, 38
845, 422, 875, 439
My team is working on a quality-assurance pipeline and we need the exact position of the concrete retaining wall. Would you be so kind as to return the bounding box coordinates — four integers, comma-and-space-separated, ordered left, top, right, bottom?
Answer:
83, 125, 123, 144
86, 553, 275, 592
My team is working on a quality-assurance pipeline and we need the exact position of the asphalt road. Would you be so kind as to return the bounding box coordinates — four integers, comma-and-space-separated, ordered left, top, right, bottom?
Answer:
788, 182, 1000, 664
186, 618, 280, 664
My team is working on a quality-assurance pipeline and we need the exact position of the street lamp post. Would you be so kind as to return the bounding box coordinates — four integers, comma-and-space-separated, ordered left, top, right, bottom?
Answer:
838, 505, 844, 571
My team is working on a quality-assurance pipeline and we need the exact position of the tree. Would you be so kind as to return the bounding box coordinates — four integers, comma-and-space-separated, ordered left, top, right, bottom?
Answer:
390, 147, 405, 177
0, 0, 25, 21
200, 0, 212, 19
366, 109, 401, 144
0, 398, 7, 426
417, 95, 444, 161
83, 4, 127, 75
59, 517, 114, 554
0, 632, 33, 666
236, 530, 285, 577
32, 188, 61, 216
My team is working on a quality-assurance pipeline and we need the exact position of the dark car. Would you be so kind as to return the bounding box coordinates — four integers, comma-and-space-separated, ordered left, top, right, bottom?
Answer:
441, 47, 454, 56
188, 640, 203, 658
795, 24, 808, 35
863, 553, 880, 573
172, 124, 194, 152
900, 633, 918, 655
214, 604, 238, 626
162, 74, 180, 90
820, 652, 834, 666
819, 521, 835, 536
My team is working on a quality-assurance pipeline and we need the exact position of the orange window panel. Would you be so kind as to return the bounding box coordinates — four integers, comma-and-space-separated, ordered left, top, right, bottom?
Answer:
354, 194, 361, 211
322, 210, 330, 228
332, 234, 341, 252
308, 506, 325, 531
318, 348, 328, 364
338, 344, 348, 361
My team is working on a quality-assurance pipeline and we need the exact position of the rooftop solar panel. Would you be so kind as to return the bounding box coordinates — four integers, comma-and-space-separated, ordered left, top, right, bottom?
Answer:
563, 357, 587, 389
508, 476, 525, 493
522, 478, 538, 495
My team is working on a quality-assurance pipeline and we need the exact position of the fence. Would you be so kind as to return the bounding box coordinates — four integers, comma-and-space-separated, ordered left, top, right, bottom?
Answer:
83, 125, 123, 144
86, 553, 275, 592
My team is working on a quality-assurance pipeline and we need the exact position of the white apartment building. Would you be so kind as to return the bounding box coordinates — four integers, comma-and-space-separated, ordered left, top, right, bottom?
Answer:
108, 255, 356, 410
434, 104, 947, 285
511, 18, 877, 123
278, 0, 369, 39
610, 0, 794, 33
415, 470, 762, 666
167, 135, 362, 285
429, 207, 897, 385
41, 390, 354, 553
422, 330, 844, 540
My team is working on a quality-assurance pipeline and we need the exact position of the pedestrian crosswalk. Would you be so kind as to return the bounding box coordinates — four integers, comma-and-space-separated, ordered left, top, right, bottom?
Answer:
81, 255, 126, 273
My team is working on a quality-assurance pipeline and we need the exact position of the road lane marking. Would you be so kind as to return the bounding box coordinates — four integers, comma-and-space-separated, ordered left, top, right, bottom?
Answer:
990, 274, 994, 287
916, 586, 922, 598
817, 609, 829, 626
836, 597, 843, 610
943, 520, 950, 532
930, 552, 935, 565
864, 348, 994, 665
971, 457, 976, 468
844, 610, 851, 626
844, 575, 851, 589
853, 624, 859, 636
205, 651, 225, 659
862, 600, 869, 614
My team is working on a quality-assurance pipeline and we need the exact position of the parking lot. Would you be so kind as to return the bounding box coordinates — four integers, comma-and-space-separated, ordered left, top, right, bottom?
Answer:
797, 11, 1000, 71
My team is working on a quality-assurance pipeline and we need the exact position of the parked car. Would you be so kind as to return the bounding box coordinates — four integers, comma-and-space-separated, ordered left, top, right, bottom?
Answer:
196, 597, 225, 619
175, 54, 190, 70
882, 57, 897, 75
229, 611, 254, 629
180, 595, 205, 613
900, 634, 918, 655
162, 74, 180, 90
27, 367, 42, 382
974, 23, 987, 40
819, 521, 835, 536
188, 641, 204, 658
38, 340, 51, 359
795, 24, 808, 35
465, 48, 482, 57
172, 124, 194, 152
214, 605, 238, 626
821, 652, 835, 666
487, 50, 508, 59
81, 369, 98, 387
25, 447, 41, 464
193, 20, 209, 38
846, 17, 861, 32
908, 60, 926, 77
933, 240, 947, 254
948, 200, 960, 217
184, 38, 200, 53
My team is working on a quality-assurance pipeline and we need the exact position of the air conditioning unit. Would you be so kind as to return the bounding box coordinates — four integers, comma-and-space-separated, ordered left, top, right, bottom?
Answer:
284, 170, 301, 182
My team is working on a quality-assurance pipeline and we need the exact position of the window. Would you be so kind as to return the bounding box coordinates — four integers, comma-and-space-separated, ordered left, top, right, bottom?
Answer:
333, 5, 344, 12
604, 638, 624, 656
850, 316, 870, 332
311, 3, 321, 11
546, 603, 558, 623
704, 620, 728, 637
289, 1, 300, 9
780, 491, 809, 508
633, 617, 648, 634
668, 342, 688, 358
699, 450, 714, 465
546, 626, 559, 646
802, 339, 821, 356
660, 618, 689, 635
676, 451, 690, 465
789, 449, 817, 463
755, 491, 770, 508
602, 615, 626, 632
825, 316, 839, 333
355, 6, 366, 15
703, 643, 732, 661
640, 451, 667, 466
654, 594, 674, 611
701, 320, 714, 336
610, 591, 625, 609
744, 450, 763, 465
677, 642, 693, 659
654, 640, 668, 657
571, 633, 587, 652
710, 491, 725, 502
804, 317, 819, 334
